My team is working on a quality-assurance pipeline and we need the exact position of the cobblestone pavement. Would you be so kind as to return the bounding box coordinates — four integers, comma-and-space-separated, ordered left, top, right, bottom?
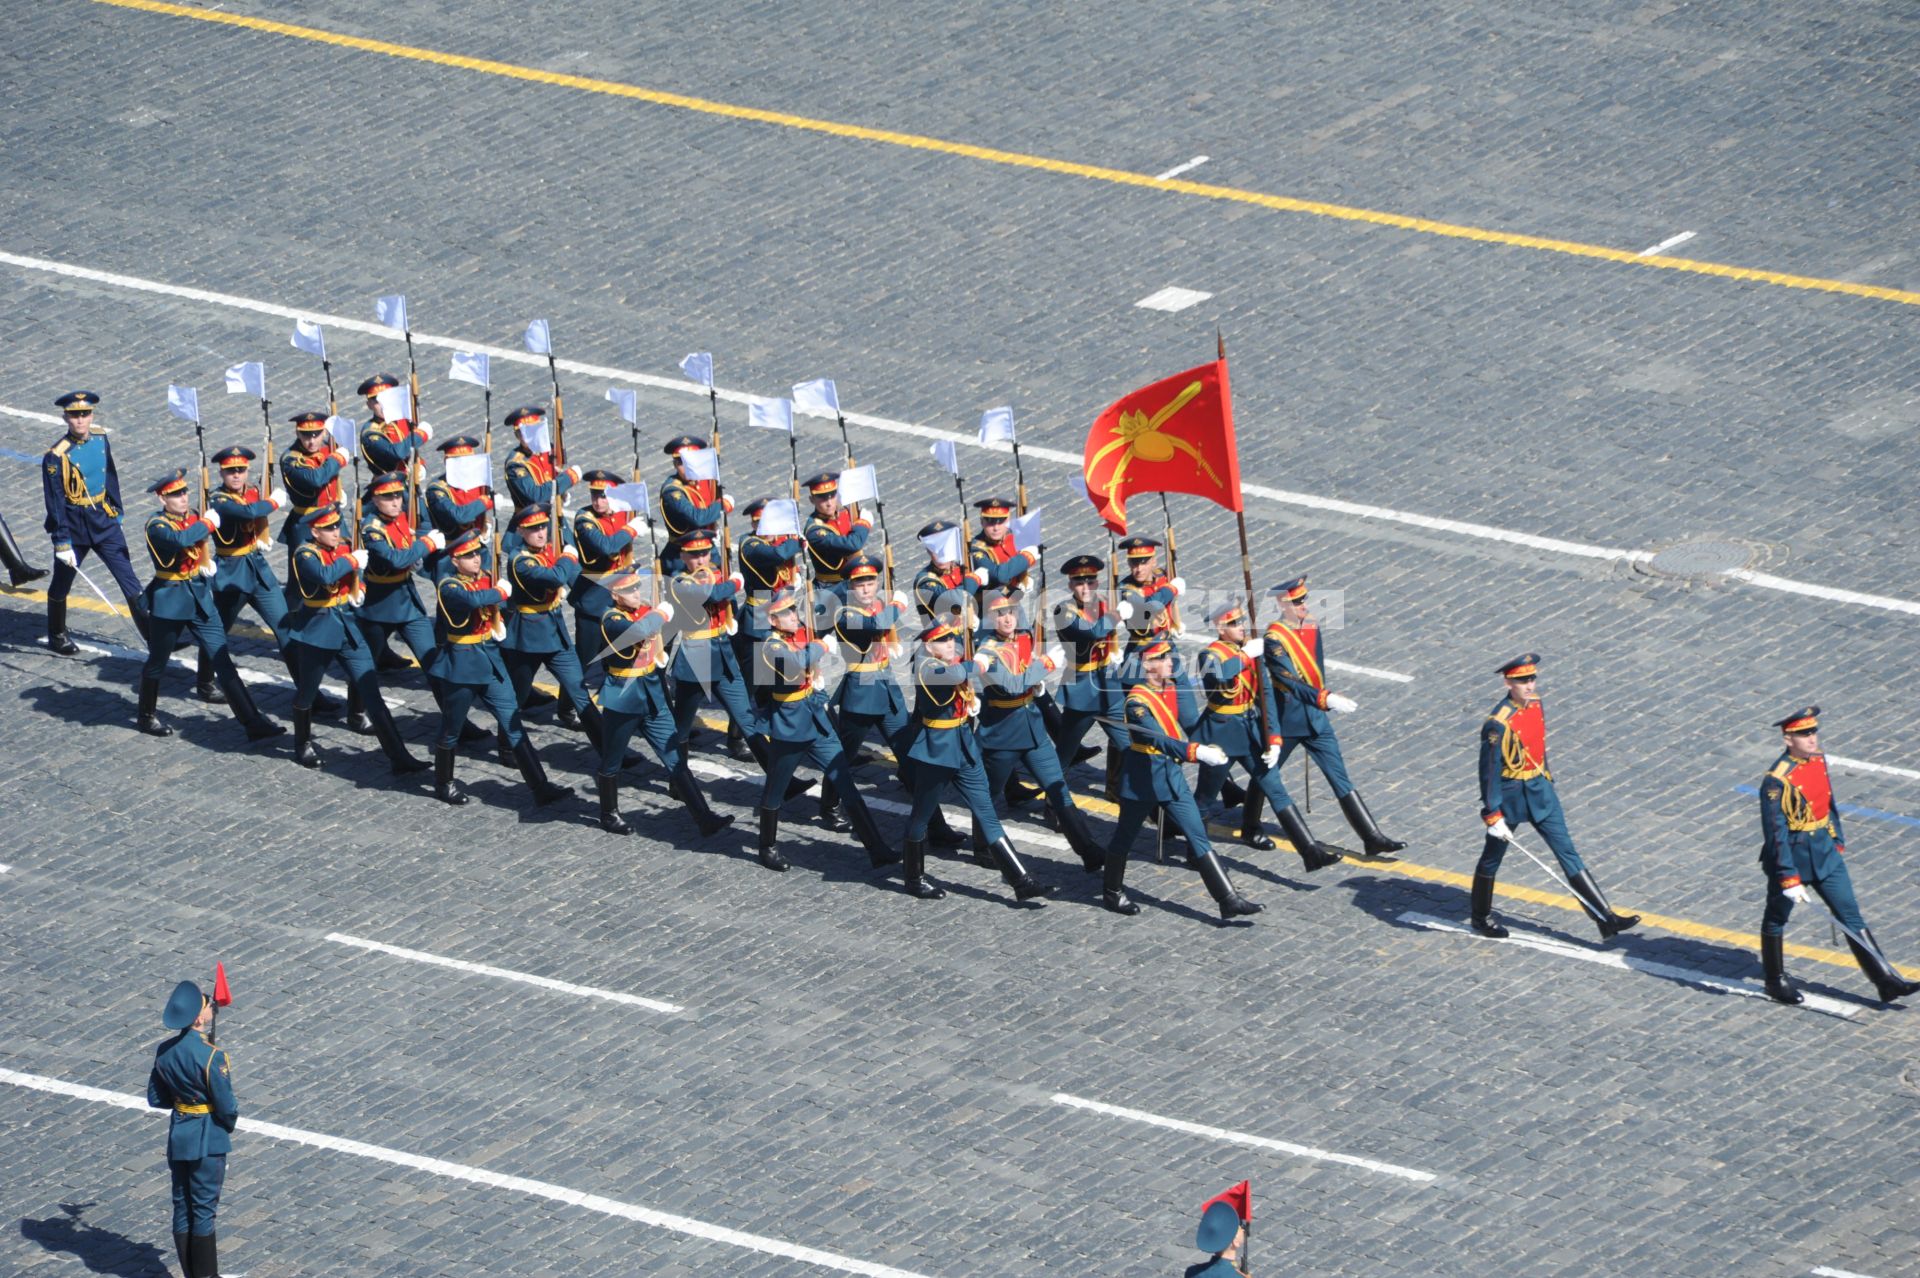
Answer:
0, 2, 1915, 1275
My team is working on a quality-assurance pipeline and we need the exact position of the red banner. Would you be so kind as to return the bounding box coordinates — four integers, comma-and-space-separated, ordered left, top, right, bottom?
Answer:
1200, 1179, 1252, 1222
1083, 358, 1242, 533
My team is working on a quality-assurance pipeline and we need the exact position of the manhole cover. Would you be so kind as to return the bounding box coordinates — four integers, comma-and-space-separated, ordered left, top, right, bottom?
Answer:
1641, 539, 1755, 579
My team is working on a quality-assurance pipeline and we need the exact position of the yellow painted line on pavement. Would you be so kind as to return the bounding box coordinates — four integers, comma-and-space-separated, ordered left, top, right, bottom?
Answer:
7, 585, 1910, 979
88, 0, 1920, 310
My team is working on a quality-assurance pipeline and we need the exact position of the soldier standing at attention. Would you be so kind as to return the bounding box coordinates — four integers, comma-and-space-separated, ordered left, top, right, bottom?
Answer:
147, 980, 238, 1278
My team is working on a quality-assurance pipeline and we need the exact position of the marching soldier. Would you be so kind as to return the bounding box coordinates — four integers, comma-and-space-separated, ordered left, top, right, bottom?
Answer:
1187, 1200, 1247, 1278
1103, 637, 1261, 920
134, 471, 283, 742
1117, 535, 1182, 673
147, 980, 237, 1278
1191, 601, 1342, 870
202, 446, 293, 706
571, 469, 641, 675
589, 573, 735, 837
277, 411, 346, 568
911, 518, 984, 624
973, 589, 1108, 871
969, 497, 1040, 593
358, 471, 445, 673
802, 471, 871, 609
898, 619, 1054, 903
659, 434, 730, 575
424, 436, 498, 580
42, 391, 147, 652
282, 506, 425, 774
355, 372, 431, 479
751, 590, 899, 873
503, 405, 578, 515
730, 497, 800, 763
503, 502, 612, 750
1261, 576, 1406, 856
1758, 707, 1920, 1005
667, 531, 767, 756
1052, 554, 1129, 795
427, 530, 573, 808
1471, 653, 1638, 941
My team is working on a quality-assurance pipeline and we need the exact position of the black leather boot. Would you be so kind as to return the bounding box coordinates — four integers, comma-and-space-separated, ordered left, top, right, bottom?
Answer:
222, 669, 284, 741
1274, 803, 1344, 871
433, 745, 467, 804
755, 806, 788, 871
596, 772, 631, 834
172, 1232, 190, 1278
1239, 786, 1276, 850
1338, 789, 1407, 855
188, 1231, 217, 1278
1851, 927, 1920, 1002
1761, 931, 1802, 1004
457, 717, 491, 743
1101, 844, 1140, 915
1219, 778, 1246, 809
579, 703, 644, 769
1003, 775, 1043, 808
136, 677, 173, 737
1568, 869, 1639, 939
554, 698, 580, 729
0, 511, 46, 586
512, 737, 573, 805
1194, 850, 1262, 919
292, 709, 321, 768
817, 779, 851, 832
1056, 801, 1107, 872
194, 648, 226, 704
1103, 746, 1122, 800
46, 600, 79, 655
902, 836, 945, 899
726, 720, 754, 761
366, 694, 427, 774
495, 727, 515, 768
986, 836, 1054, 901
345, 686, 370, 736
1470, 872, 1509, 938
926, 806, 965, 847
842, 788, 901, 868
668, 765, 734, 837
970, 817, 994, 868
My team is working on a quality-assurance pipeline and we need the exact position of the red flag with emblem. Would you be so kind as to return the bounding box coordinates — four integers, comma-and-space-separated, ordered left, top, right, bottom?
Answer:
1200, 1179, 1251, 1222
212, 961, 231, 1007
1083, 358, 1241, 533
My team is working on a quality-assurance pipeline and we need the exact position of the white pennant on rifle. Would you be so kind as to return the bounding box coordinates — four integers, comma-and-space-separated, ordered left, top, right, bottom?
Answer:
747, 397, 794, 433
1012, 506, 1043, 550
374, 293, 409, 333
290, 319, 326, 359
224, 362, 266, 399
836, 464, 879, 506
977, 406, 1015, 446
920, 523, 964, 564
324, 415, 358, 457
605, 386, 638, 424
166, 385, 200, 423
448, 351, 491, 388
607, 480, 649, 515
755, 498, 801, 538
524, 319, 552, 356
678, 352, 714, 389
518, 419, 553, 455
931, 439, 959, 477
680, 446, 720, 482
791, 378, 839, 417
373, 384, 412, 423
445, 453, 491, 491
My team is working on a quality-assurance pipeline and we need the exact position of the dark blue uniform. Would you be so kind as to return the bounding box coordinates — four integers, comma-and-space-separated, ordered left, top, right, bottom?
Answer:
276, 441, 345, 559
1261, 618, 1353, 796
668, 564, 764, 743
134, 504, 278, 737
147, 1026, 237, 1244
43, 428, 145, 629
1053, 597, 1126, 759
424, 477, 492, 580
827, 595, 911, 771
571, 506, 641, 669
900, 654, 1003, 843
208, 482, 289, 645
503, 540, 596, 725
358, 416, 428, 481
911, 559, 980, 625
803, 506, 871, 604
505, 448, 575, 514
428, 568, 526, 749
975, 627, 1105, 868
589, 600, 732, 837
283, 536, 420, 770
659, 475, 726, 575
357, 508, 437, 667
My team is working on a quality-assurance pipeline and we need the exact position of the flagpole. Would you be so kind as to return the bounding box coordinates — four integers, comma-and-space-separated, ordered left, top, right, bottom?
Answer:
1158, 491, 1182, 634
703, 381, 731, 573
483, 387, 500, 568
1218, 333, 1272, 813
258, 394, 274, 488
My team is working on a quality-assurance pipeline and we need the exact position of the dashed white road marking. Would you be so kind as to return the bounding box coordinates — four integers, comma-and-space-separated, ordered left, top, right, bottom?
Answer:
1399, 913, 1859, 1019
0, 1067, 932, 1278
1811, 1266, 1883, 1278
325, 933, 682, 1013
1133, 285, 1214, 312
1825, 755, 1920, 783
1638, 230, 1697, 257
1153, 155, 1210, 181
1051, 1092, 1438, 1183
2, 248, 1917, 619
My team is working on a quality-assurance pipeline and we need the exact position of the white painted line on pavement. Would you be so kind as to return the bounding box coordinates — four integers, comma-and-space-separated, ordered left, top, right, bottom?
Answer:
1051, 1092, 1437, 1183
0, 403, 62, 425
1638, 230, 1697, 257
326, 933, 681, 1013
1399, 913, 1859, 1019
58, 635, 384, 708
1134, 286, 1214, 312
1811, 1266, 1882, 1278
1825, 755, 1920, 783
1326, 658, 1415, 685
5, 248, 1918, 618
1153, 155, 1210, 181
0, 1067, 931, 1277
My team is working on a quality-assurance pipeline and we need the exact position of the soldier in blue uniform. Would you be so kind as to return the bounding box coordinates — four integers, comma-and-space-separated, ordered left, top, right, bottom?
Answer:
1757, 706, 1920, 1005
502, 502, 613, 752
282, 506, 424, 775
1116, 536, 1181, 675
424, 435, 498, 580
147, 980, 238, 1278
1191, 601, 1342, 870
357, 470, 444, 673
898, 619, 1054, 903
426, 530, 571, 807
1471, 653, 1638, 941
276, 412, 347, 569
1103, 638, 1261, 920
1186, 1200, 1246, 1278
910, 518, 984, 625
968, 497, 1039, 594
667, 531, 775, 769
973, 589, 1108, 871
355, 372, 432, 481
502, 405, 578, 515
750, 590, 898, 873
659, 434, 730, 575
134, 471, 284, 743
1260, 575, 1405, 856
41, 391, 147, 653
588, 572, 733, 838
572, 470, 642, 677
1051, 554, 1130, 796
730, 497, 801, 762
802, 471, 871, 610
199, 446, 295, 706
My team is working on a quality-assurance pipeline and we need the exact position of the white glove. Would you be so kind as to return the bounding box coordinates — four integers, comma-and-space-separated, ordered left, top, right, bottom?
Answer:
1117, 601, 1135, 621
855, 514, 872, 530
495, 577, 513, 600
966, 695, 981, 718
565, 464, 580, 484
730, 572, 746, 592
490, 619, 507, 643
1261, 744, 1281, 769
348, 548, 370, 570
808, 672, 825, 693
201, 509, 222, 531
1784, 884, 1812, 905
1327, 692, 1358, 714
198, 557, 218, 578
560, 545, 580, 561
1486, 818, 1514, 843
417, 421, 434, 442
1043, 644, 1065, 673
973, 653, 993, 673
819, 635, 839, 657
412, 459, 428, 482
972, 568, 991, 587
891, 589, 911, 611
55, 547, 77, 568
1104, 644, 1125, 669
269, 487, 289, 510
655, 600, 674, 622
1169, 576, 1185, 596
1024, 548, 1042, 570
492, 493, 511, 513
424, 528, 448, 551
1194, 744, 1228, 767
350, 588, 366, 608
1242, 638, 1265, 658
